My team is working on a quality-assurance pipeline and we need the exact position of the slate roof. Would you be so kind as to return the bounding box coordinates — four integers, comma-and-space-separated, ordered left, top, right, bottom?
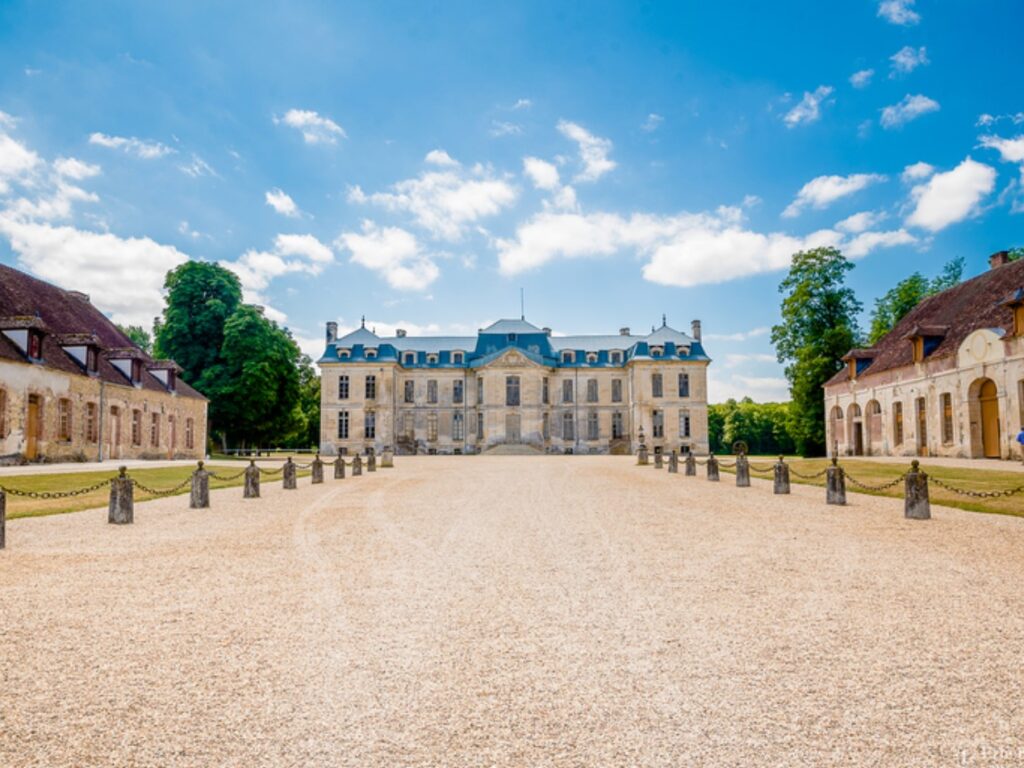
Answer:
826, 257, 1024, 387
0, 263, 205, 399
480, 318, 543, 334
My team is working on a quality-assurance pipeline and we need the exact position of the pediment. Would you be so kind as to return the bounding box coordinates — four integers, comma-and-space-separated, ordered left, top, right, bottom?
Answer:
480, 347, 545, 369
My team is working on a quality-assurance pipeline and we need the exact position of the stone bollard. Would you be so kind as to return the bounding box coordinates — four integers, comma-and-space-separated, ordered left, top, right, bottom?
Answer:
685, 454, 696, 476
283, 458, 297, 489
735, 454, 750, 487
638, 445, 649, 466
352, 454, 363, 476
381, 449, 394, 468
904, 460, 931, 520
190, 461, 210, 509
334, 456, 346, 479
312, 455, 324, 484
244, 460, 260, 498
367, 451, 377, 473
773, 456, 791, 495
707, 454, 720, 482
108, 466, 134, 524
826, 457, 846, 505
668, 450, 679, 473
1, 489, 6, 548
654, 451, 663, 469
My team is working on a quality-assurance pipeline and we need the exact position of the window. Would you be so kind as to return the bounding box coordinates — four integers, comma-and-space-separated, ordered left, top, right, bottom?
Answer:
0, 388, 6, 437
404, 380, 415, 403
185, 417, 195, 450
679, 409, 691, 438
403, 352, 416, 365
941, 393, 954, 444
150, 413, 160, 447
587, 411, 599, 440
58, 399, 72, 441
611, 379, 623, 403
586, 378, 598, 403
612, 411, 624, 439
427, 354, 438, 365
652, 409, 664, 438
542, 412, 550, 440
168, 415, 176, 450
364, 411, 376, 439
427, 380, 438, 404
893, 401, 903, 445
507, 333, 517, 342
562, 412, 575, 441
476, 411, 484, 440
561, 351, 574, 364
365, 375, 376, 400
338, 375, 349, 400
586, 352, 598, 364
506, 375, 521, 406
338, 348, 351, 359
477, 377, 484, 404
562, 379, 573, 403
131, 409, 143, 446
85, 403, 98, 443
427, 412, 438, 442
610, 350, 623, 365
86, 347, 98, 373
402, 413, 414, 438
28, 331, 42, 360
365, 348, 377, 359
453, 379, 464, 404
453, 411, 464, 440
652, 373, 663, 398
916, 397, 927, 446
678, 373, 690, 398
338, 411, 349, 439
542, 377, 549, 404
452, 352, 464, 365
651, 346, 663, 358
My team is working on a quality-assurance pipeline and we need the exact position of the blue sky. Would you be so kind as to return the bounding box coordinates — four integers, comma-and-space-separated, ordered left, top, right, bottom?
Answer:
1, 0, 1022, 401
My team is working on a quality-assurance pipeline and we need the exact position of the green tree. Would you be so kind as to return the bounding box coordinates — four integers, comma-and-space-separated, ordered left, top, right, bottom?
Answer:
117, 324, 152, 354
708, 399, 796, 455
1008, 247, 1023, 262
867, 257, 964, 344
772, 247, 862, 457
282, 354, 321, 448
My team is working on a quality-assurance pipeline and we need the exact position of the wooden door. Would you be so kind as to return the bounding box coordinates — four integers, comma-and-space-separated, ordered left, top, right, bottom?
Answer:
505, 413, 521, 443
109, 406, 121, 460
25, 395, 40, 460
916, 398, 928, 456
980, 380, 1001, 458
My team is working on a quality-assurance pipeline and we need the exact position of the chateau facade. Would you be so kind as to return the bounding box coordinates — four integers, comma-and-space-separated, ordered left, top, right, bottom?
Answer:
824, 252, 1024, 460
318, 317, 711, 456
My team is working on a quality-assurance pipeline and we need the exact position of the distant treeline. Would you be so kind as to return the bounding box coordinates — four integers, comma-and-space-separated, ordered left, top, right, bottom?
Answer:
708, 399, 795, 456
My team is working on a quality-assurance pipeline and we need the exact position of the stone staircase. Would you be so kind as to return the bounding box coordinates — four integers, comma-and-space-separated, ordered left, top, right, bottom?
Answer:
483, 443, 544, 455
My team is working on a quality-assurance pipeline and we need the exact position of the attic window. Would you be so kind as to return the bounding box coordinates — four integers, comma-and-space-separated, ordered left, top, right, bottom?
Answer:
508, 333, 517, 342
650, 346, 663, 358
338, 348, 351, 359
365, 348, 377, 359
561, 351, 575, 364
610, 350, 623, 364
427, 353, 438, 364
86, 346, 99, 373
403, 352, 416, 365
586, 352, 598, 364
452, 351, 464, 364
28, 331, 42, 360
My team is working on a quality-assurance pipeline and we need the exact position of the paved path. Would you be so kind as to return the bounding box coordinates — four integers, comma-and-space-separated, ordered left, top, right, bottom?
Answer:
2, 456, 1022, 766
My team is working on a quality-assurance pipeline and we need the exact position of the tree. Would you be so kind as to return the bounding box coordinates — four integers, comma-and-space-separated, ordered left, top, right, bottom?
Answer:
772, 247, 862, 457
117, 324, 152, 354
1008, 247, 1024, 262
867, 257, 964, 344
708, 399, 796, 455
292, 355, 321, 449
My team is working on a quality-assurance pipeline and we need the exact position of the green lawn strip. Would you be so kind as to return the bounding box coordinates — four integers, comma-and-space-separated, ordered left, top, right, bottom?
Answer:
1, 465, 313, 519
714, 456, 1024, 518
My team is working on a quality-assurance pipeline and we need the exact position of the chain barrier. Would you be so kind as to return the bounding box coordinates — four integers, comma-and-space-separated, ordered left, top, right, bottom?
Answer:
0, 477, 114, 499
132, 476, 194, 496
930, 475, 1024, 499
207, 469, 248, 482
748, 463, 775, 473
844, 473, 908, 493
257, 466, 285, 476
790, 468, 829, 480
717, 460, 737, 469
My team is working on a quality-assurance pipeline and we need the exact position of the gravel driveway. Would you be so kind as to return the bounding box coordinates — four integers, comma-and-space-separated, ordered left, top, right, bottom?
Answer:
2, 456, 1022, 767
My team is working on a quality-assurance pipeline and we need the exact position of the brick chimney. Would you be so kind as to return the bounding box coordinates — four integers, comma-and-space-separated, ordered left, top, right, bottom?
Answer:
691, 319, 702, 341
396, 328, 407, 338
326, 321, 337, 342
989, 251, 1011, 269
619, 327, 631, 336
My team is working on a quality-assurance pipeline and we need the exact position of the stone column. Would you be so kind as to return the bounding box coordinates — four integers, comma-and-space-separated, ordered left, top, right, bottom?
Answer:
381, 449, 394, 468
707, 454, 720, 482
668, 450, 679, 473
773, 456, 791, 495
638, 446, 649, 466
685, 454, 696, 476
654, 451, 663, 469
283, 458, 297, 489
826, 458, 846, 505
244, 460, 260, 498
108, 466, 134, 524
367, 451, 377, 473
735, 454, 750, 487
904, 460, 931, 520
334, 457, 346, 479
352, 454, 363, 476
312, 455, 324, 484
190, 461, 210, 509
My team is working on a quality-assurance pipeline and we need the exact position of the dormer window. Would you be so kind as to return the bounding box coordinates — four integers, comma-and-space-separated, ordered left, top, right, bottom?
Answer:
28, 331, 43, 360
610, 350, 623, 365
86, 346, 98, 373
365, 348, 377, 359
131, 359, 142, 383
650, 345, 664, 358
561, 351, 575, 364
403, 352, 416, 365
904, 325, 948, 363
508, 333, 517, 342
452, 351, 464, 365
427, 353, 438, 364
338, 347, 351, 359
586, 352, 598, 364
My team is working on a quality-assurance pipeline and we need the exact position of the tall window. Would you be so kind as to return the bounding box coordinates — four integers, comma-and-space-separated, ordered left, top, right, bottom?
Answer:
453, 411, 464, 440
506, 376, 521, 406
365, 375, 376, 400
427, 380, 438, 404
338, 411, 349, 439
185, 417, 195, 449
404, 380, 415, 403
941, 393, 953, 444
562, 412, 575, 441
542, 378, 549, 405
58, 399, 72, 441
476, 377, 484, 404
476, 411, 484, 440
678, 373, 690, 397
587, 411, 599, 440
453, 379, 464, 404
150, 413, 160, 447
652, 409, 664, 438
612, 411, 624, 439
679, 409, 691, 438
131, 409, 142, 445
168, 414, 176, 450
652, 373, 663, 398
893, 402, 904, 445
562, 379, 573, 403
610, 351, 623, 365
452, 352, 464, 365
364, 411, 376, 439
403, 413, 414, 438
586, 378, 598, 403
542, 412, 550, 440
916, 397, 927, 446
338, 375, 349, 399
427, 412, 438, 442
611, 379, 622, 403
0, 388, 6, 437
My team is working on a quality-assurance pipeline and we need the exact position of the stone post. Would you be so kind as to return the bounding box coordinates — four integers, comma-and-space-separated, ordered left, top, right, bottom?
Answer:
108, 466, 134, 524
352, 454, 363, 476
190, 461, 210, 509
707, 454, 720, 482
826, 457, 846, 505
735, 454, 750, 487
381, 449, 394, 468
773, 456, 791, 495
244, 460, 260, 498
904, 460, 931, 520
283, 458, 297, 489
654, 451, 663, 469
367, 451, 377, 473
334, 456, 346, 479
312, 454, 324, 484
685, 453, 696, 476
638, 446, 649, 466
668, 450, 679, 473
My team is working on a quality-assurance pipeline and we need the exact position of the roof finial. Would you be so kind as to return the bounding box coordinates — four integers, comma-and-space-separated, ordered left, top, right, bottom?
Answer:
662, 313, 667, 327
360, 315, 365, 328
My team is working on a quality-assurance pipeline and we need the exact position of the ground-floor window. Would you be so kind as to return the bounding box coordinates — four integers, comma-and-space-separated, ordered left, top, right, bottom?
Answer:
58, 398, 72, 441
587, 411, 599, 440
132, 409, 143, 445
427, 412, 438, 442
542, 412, 550, 440
402, 413, 414, 439
338, 411, 349, 439
84, 402, 98, 443
150, 412, 160, 448
168, 415, 177, 450
453, 411, 464, 440
476, 411, 484, 440
185, 417, 195, 449
612, 411, 624, 439
364, 411, 376, 439
652, 409, 664, 438
893, 402, 903, 446
562, 412, 574, 441
679, 409, 691, 438
941, 393, 954, 444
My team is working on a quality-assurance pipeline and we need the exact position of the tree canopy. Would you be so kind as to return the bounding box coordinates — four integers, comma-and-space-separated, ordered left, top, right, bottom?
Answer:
708, 399, 795, 456
117, 324, 152, 354
866, 257, 963, 344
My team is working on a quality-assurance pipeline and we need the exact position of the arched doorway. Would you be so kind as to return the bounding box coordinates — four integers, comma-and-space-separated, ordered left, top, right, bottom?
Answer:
977, 379, 1001, 458
865, 400, 882, 455
847, 403, 864, 455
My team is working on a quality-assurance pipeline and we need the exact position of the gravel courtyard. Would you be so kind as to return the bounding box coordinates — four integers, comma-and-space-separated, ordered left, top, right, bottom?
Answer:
2, 456, 1023, 767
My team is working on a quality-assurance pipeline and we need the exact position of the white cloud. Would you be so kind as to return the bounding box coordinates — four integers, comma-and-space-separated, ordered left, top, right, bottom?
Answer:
849, 69, 874, 89
783, 173, 886, 217
178, 220, 202, 239
901, 161, 935, 183
641, 113, 664, 132
523, 156, 560, 190
88, 132, 174, 159
976, 112, 1024, 128
845, 229, 917, 257
490, 121, 522, 137
905, 157, 996, 232
347, 163, 517, 241
724, 353, 778, 368
511, 99, 532, 110
178, 153, 217, 178
425, 149, 459, 167
221, 233, 335, 317
273, 109, 346, 145
979, 134, 1024, 164
273, 233, 333, 264
836, 210, 887, 233
4, 181, 98, 222
265, 188, 301, 218
880, 94, 940, 129
557, 120, 616, 181
705, 327, 770, 342
889, 46, 929, 77
708, 373, 790, 404
783, 86, 834, 128
53, 157, 100, 180
0, 131, 41, 193
878, 0, 920, 25
336, 220, 439, 291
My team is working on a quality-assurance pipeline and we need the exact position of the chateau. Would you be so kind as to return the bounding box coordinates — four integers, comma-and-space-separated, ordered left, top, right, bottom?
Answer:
0, 264, 208, 463
825, 251, 1024, 460
318, 316, 710, 455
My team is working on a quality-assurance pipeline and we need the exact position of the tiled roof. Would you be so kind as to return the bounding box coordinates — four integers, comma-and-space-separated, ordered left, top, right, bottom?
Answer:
0, 263, 205, 400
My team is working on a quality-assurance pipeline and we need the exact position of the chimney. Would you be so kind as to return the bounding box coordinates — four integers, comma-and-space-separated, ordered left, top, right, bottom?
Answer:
619, 327, 631, 336
396, 328, 407, 338
691, 319, 702, 341
542, 327, 552, 336
989, 251, 1011, 269
67, 290, 90, 303
326, 321, 337, 343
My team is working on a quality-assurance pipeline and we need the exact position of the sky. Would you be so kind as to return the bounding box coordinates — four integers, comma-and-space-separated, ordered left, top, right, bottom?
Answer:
1, 0, 1022, 402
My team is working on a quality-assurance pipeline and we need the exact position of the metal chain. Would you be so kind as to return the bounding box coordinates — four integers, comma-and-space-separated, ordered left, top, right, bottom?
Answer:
749, 463, 775, 473
790, 468, 829, 480
930, 476, 1024, 499
257, 466, 285, 476
133, 477, 194, 496
717, 460, 737, 468
207, 469, 248, 482
844, 473, 907, 493
0, 477, 114, 499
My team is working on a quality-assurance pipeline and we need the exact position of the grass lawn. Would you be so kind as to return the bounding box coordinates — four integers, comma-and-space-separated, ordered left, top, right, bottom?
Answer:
718, 456, 1024, 517
0, 464, 313, 519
